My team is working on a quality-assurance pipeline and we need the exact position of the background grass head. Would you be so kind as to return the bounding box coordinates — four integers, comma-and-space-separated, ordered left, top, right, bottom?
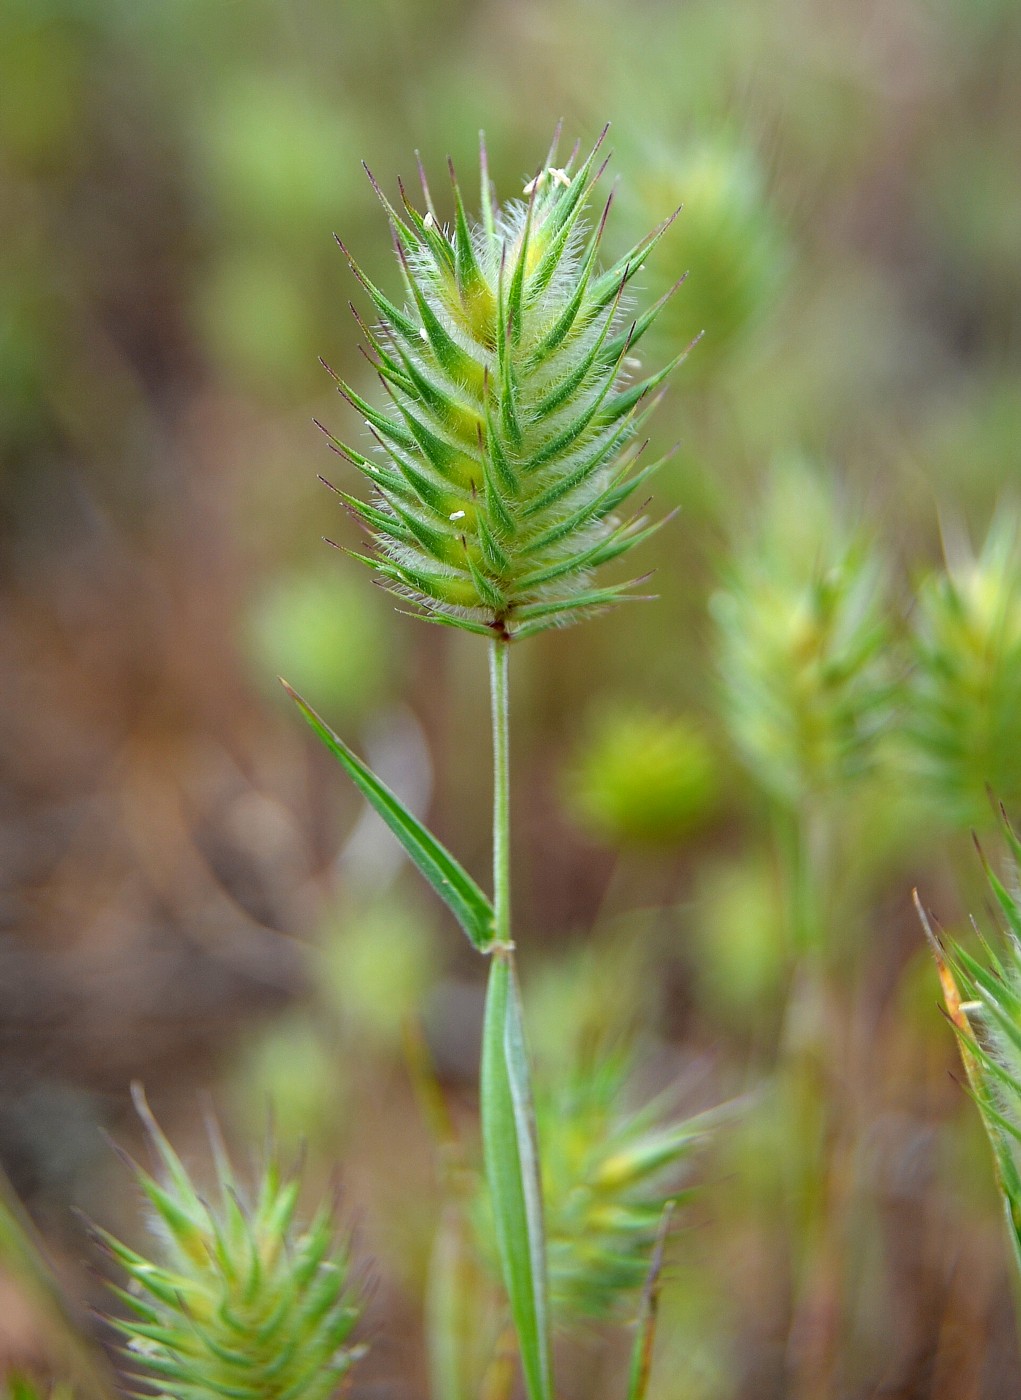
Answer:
95, 1090, 363, 1400
712, 460, 891, 810
907, 510, 1021, 828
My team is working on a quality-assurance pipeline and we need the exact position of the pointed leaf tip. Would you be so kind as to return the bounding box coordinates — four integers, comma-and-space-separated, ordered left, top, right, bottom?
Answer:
283, 683, 495, 951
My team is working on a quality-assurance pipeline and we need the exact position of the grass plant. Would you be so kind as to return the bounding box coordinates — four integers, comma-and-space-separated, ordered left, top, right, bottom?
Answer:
290, 126, 708, 1400
6, 121, 1019, 1400
0, 131, 708, 1400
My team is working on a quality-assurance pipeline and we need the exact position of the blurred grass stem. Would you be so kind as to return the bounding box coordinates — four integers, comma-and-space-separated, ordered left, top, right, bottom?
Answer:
776, 799, 843, 1400
777, 802, 828, 963
0, 1169, 115, 1400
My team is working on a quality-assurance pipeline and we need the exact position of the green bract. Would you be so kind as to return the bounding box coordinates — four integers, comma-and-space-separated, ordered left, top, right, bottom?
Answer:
96, 1089, 363, 1400
321, 128, 690, 640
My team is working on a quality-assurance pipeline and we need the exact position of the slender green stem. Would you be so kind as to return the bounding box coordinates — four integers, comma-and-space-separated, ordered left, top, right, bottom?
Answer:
490, 637, 512, 945
0, 1169, 116, 1400
483, 636, 554, 1400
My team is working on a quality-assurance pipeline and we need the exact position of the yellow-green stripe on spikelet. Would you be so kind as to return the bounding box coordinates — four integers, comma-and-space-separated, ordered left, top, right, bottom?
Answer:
95, 1090, 363, 1400
321, 127, 691, 641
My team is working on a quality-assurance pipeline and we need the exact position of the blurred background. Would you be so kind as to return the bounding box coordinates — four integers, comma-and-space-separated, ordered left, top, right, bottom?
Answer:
1, 0, 1020, 1395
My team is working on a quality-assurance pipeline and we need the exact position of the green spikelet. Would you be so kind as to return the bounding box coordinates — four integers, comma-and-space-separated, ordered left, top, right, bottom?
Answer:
907, 512, 1021, 825
919, 815, 1021, 1285
324, 127, 689, 640
96, 1089, 363, 1400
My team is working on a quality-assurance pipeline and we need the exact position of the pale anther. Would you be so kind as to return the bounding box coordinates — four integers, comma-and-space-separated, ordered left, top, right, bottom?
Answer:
523, 166, 572, 197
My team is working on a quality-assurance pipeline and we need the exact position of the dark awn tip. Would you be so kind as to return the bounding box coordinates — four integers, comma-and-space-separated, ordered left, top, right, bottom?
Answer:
102, 1130, 144, 1177
414, 149, 437, 217
595, 188, 615, 241
361, 161, 388, 206
972, 829, 992, 875
544, 118, 564, 171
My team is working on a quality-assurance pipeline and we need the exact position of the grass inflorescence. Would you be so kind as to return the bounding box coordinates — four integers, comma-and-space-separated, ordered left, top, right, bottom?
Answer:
319, 126, 693, 640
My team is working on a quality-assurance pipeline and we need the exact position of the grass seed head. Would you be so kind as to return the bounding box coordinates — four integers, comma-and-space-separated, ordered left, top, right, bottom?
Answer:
325, 128, 688, 641
711, 462, 891, 807
97, 1090, 363, 1400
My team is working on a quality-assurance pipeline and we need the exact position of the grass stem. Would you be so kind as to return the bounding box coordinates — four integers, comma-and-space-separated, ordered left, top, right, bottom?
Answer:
490, 637, 512, 946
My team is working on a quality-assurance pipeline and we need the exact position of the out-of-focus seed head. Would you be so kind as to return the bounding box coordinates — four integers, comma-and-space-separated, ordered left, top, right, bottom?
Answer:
467, 1052, 713, 1330
921, 815, 1021, 1278
908, 512, 1021, 825
562, 705, 719, 847
95, 1089, 363, 1400
321, 127, 691, 641
711, 462, 891, 808
629, 135, 788, 374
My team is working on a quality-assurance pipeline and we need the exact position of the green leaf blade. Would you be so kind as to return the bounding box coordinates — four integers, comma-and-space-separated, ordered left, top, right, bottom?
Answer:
284, 683, 495, 951
480, 954, 553, 1400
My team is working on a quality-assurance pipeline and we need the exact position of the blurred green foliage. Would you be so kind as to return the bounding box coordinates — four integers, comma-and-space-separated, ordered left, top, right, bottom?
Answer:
691, 858, 787, 1026
563, 707, 719, 847
628, 135, 789, 374
246, 565, 394, 725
